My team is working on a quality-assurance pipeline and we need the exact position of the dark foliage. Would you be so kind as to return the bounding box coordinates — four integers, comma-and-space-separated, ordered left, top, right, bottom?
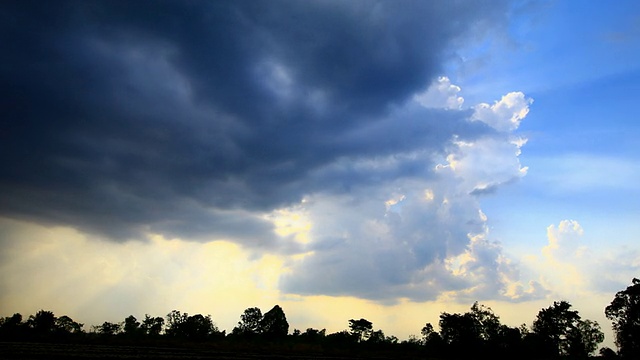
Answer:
0, 292, 622, 360
437, 302, 526, 359
165, 310, 223, 341
231, 307, 263, 338
532, 300, 604, 358
260, 305, 289, 340
348, 318, 373, 342
141, 314, 164, 337
606, 278, 640, 359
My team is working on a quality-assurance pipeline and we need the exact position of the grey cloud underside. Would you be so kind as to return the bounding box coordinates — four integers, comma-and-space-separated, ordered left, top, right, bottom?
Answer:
0, 0, 507, 244
279, 186, 490, 301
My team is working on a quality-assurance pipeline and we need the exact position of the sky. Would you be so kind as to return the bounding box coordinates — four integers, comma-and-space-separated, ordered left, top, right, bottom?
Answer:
1, 0, 639, 350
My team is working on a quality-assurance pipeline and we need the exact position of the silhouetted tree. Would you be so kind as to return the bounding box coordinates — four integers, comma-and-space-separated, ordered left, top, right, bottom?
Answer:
166, 310, 188, 337
183, 314, 220, 341
404, 334, 421, 345
468, 303, 523, 355
439, 312, 479, 347
367, 329, 385, 344
1, 313, 23, 328
605, 278, 640, 358
468, 302, 501, 342
260, 305, 289, 339
418, 321, 444, 356
55, 315, 83, 335
437, 303, 524, 357
532, 301, 578, 357
420, 322, 444, 349
298, 327, 326, 343
387, 334, 399, 344
95, 321, 121, 336
348, 318, 372, 342
27, 310, 57, 336
0, 298, 613, 358
0, 313, 26, 339
495, 324, 522, 355
117, 315, 139, 337
532, 300, 603, 357
232, 307, 263, 336
420, 323, 435, 344
165, 310, 220, 340
326, 330, 357, 346
141, 314, 164, 336
569, 318, 605, 358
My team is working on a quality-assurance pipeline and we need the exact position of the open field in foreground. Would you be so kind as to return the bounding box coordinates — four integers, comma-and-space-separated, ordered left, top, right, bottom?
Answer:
0, 342, 419, 360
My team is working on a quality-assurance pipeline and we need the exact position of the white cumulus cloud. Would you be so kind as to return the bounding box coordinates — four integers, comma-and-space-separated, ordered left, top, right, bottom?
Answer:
414, 76, 465, 110
525, 219, 640, 299
472, 92, 533, 132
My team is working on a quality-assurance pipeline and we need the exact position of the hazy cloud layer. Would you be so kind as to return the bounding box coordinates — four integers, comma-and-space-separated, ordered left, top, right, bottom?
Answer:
279, 81, 540, 301
0, 0, 544, 302
527, 220, 640, 298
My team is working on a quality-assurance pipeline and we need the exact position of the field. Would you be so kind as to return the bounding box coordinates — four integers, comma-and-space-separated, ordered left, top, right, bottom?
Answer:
0, 342, 416, 360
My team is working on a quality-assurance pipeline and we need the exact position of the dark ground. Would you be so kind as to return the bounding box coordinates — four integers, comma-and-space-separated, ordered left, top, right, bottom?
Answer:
0, 342, 426, 360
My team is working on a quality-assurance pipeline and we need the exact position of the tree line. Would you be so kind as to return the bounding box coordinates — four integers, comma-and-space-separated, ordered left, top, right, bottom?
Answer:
2, 279, 640, 359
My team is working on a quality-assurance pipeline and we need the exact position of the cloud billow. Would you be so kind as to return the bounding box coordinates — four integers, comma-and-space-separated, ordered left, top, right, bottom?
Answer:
0, 0, 505, 239
280, 85, 537, 302
0, 1, 545, 301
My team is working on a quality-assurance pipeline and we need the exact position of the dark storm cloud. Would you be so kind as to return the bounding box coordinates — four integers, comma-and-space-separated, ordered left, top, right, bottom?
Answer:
0, 0, 508, 244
